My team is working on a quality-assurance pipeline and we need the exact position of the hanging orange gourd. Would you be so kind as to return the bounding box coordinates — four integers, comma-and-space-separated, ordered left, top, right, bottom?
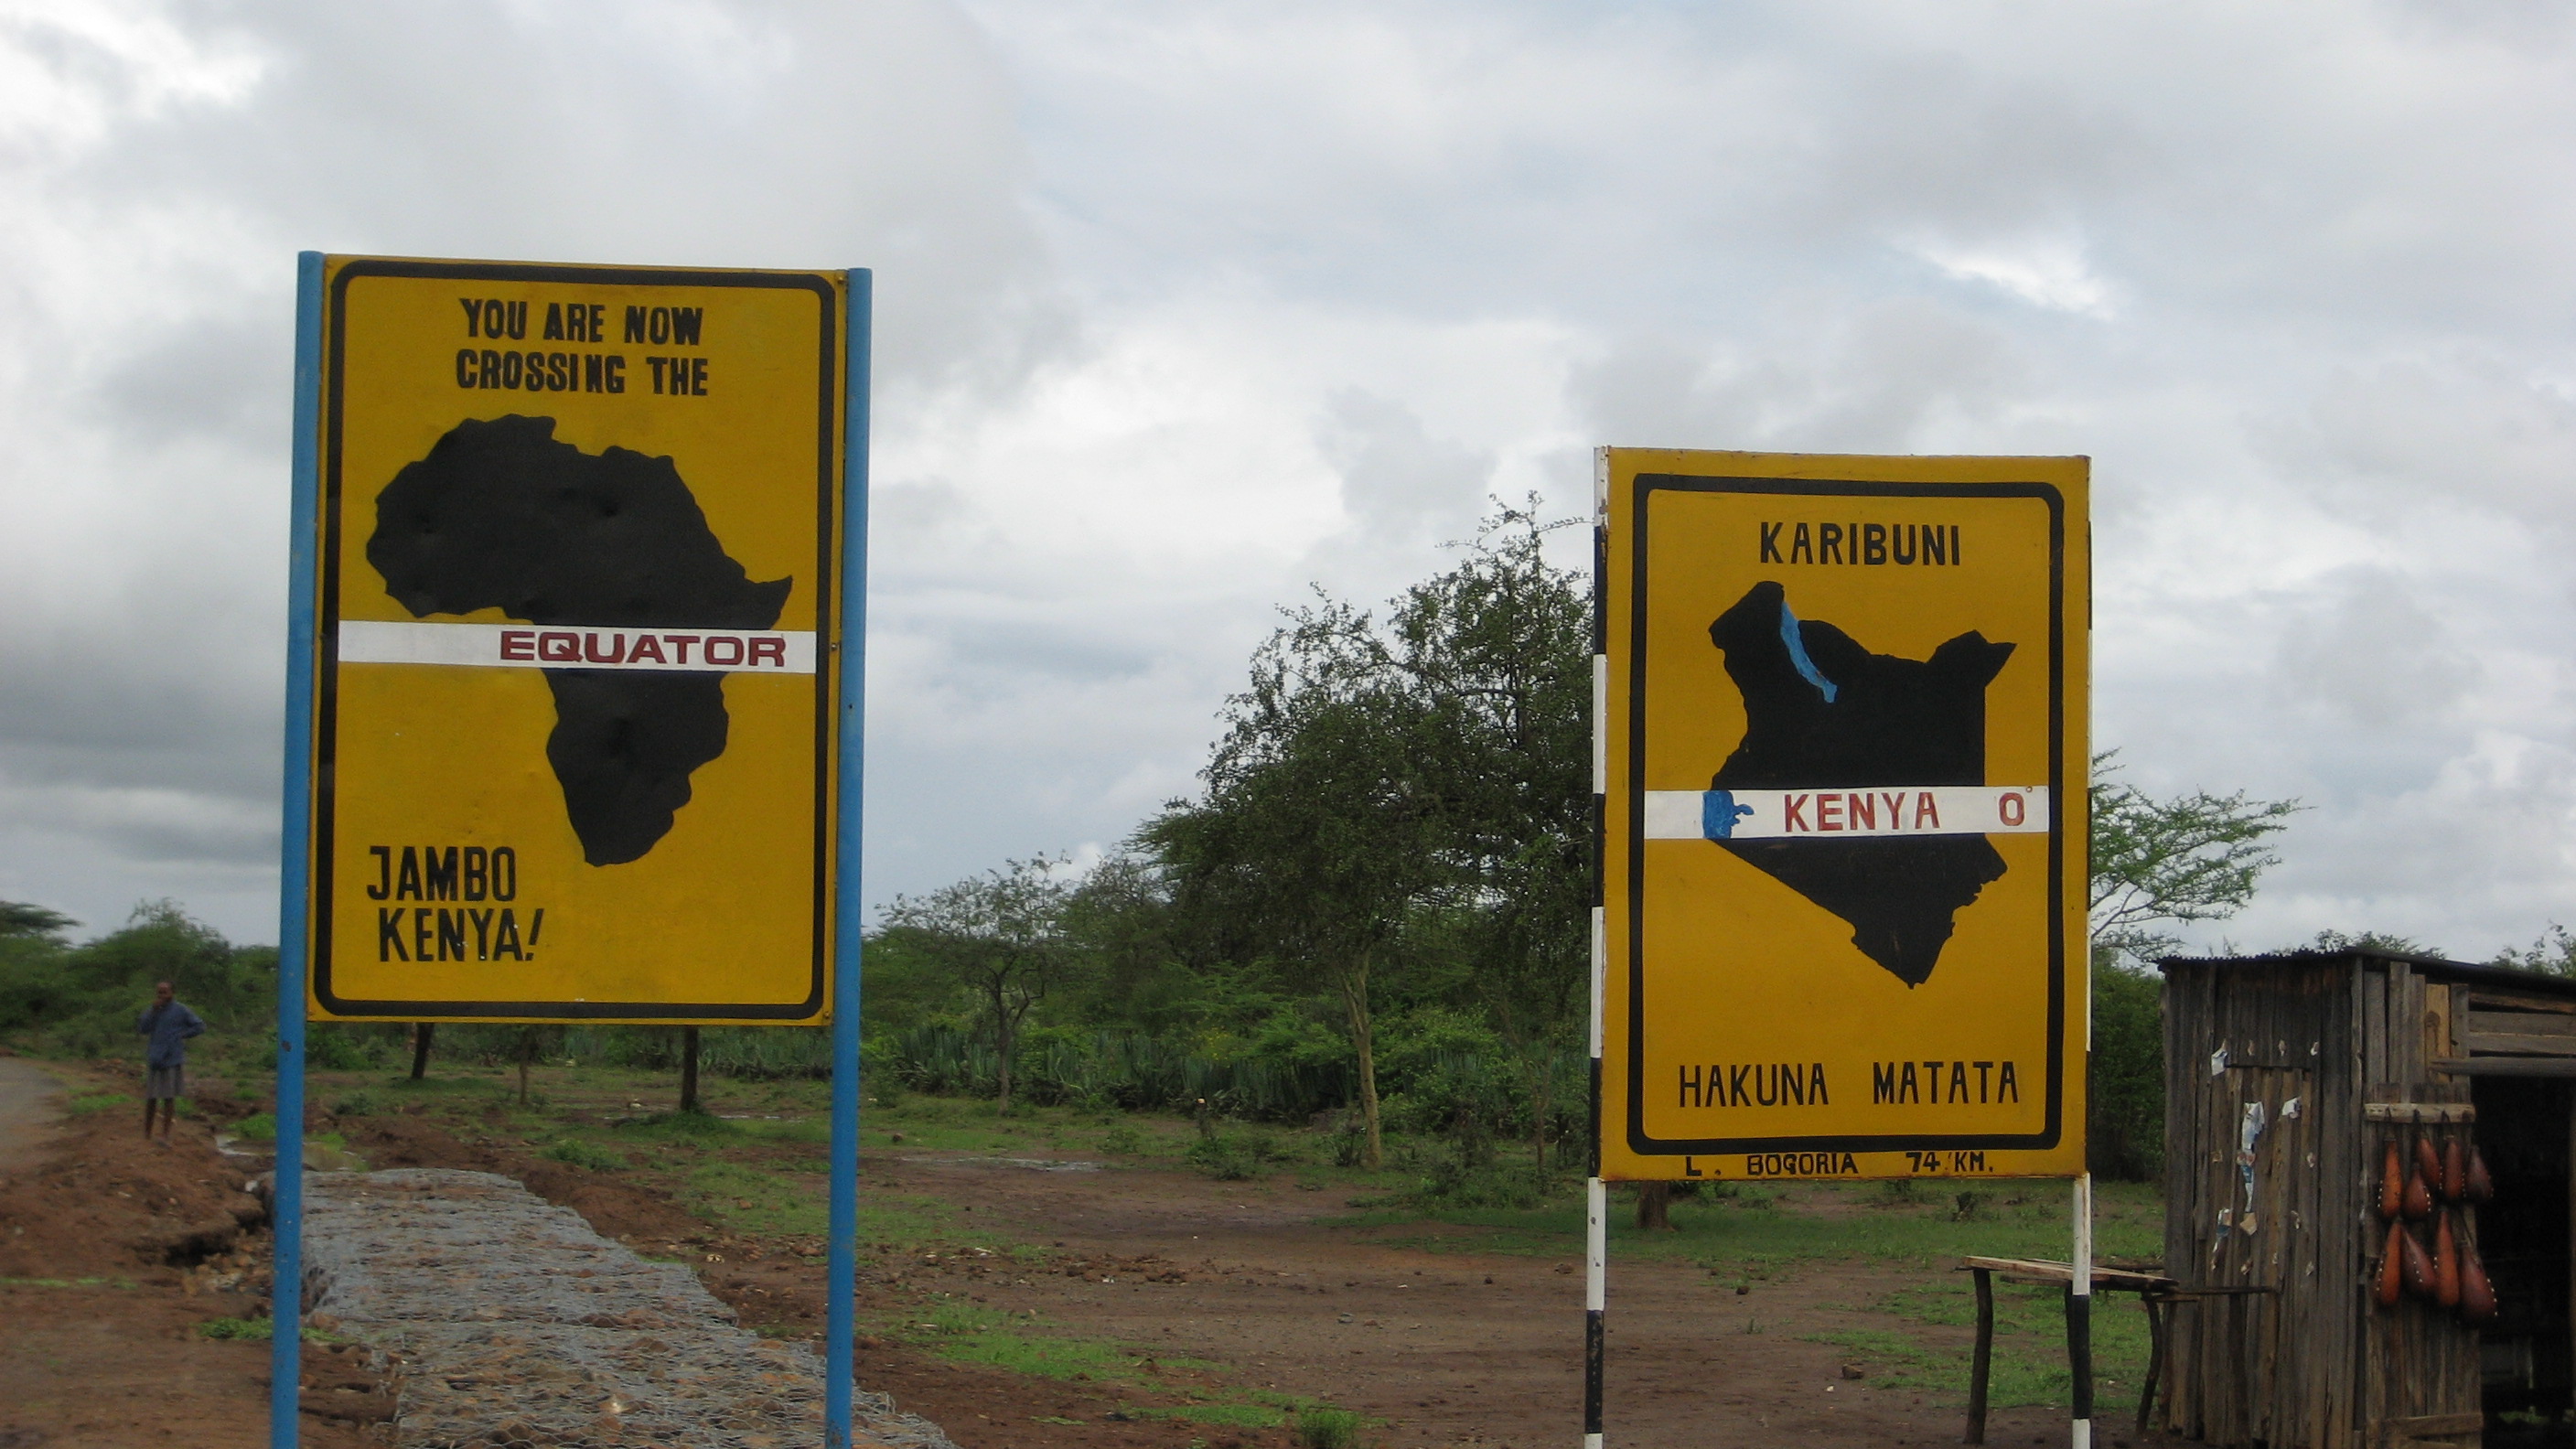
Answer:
2433, 1211, 2461, 1309
2443, 1138, 2466, 1203
2465, 1144, 2496, 1206
2375, 1219, 2405, 1307
2460, 1233, 2499, 1326
2401, 1225, 2436, 1298
2379, 1141, 2404, 1219
2404, 1165, 2433, 1222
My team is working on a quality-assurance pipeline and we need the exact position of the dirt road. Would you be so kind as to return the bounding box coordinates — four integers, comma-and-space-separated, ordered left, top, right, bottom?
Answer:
0, 1061, 381, 1449
676, 1149, 2184, 1449
904, 1154, 2175, 1449
5, 1066, 2179, 1449
0, 1055, 65, 1173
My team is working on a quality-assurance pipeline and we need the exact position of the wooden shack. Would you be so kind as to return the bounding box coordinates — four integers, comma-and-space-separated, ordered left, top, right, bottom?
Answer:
2159, 948, 2576, 1448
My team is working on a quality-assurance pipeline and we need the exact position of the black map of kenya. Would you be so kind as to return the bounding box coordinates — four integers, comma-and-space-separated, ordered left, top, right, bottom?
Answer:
1706, 580, 2012, 987
367, 414, 790, 865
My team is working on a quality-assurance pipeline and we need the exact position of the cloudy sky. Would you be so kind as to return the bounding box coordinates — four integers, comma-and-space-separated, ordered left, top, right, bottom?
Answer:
5, 0, 2575, 960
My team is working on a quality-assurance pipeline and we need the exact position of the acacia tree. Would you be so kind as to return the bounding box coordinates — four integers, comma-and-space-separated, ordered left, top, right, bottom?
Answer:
881, 858, 1077, 1112
1148, 603, 1448, 1169
0, 903, 76, 939
2089, 751, 2301, 965
2085, 752, 2299, 1176
1148, 510, 1594, 1173
1394, 510, 1591, 1180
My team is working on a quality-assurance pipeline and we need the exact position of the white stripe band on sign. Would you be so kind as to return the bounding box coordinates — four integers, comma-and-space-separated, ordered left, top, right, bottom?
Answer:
1642, 786, 2049, 842
338, 620, 816, 674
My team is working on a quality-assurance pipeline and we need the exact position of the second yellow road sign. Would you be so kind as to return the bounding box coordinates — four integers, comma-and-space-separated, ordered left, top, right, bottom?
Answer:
1598, 449, 2088, 1181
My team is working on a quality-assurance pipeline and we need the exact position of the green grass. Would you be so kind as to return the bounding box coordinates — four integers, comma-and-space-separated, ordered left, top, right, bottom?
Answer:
543, 1138, 629, 1173
609, 1109, 740, 1141
1, 1276, 135, 1289
888, 1302, 1313, 1429
221, 1113, 347, 1153
893, 1301, 1212, 1381
1127, 1401, 1288, 1429
682, 1160, 827, 1236
1341, 1178, 2160, 1273
1808, 1278, 2156, 1411
273, 1067, 2167, 1418
66, 1089, 134, 1116
377, 1073, 500, 1095
196, 1316, 271, 1340
1292, 1405, 1367, 1449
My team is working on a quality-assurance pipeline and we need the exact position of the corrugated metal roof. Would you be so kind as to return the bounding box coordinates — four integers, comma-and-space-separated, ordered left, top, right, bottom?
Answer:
2155, 946, 2576, 999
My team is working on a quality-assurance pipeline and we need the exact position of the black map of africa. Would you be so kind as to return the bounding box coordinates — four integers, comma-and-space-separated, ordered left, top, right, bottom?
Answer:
367, 415, 791, 866
1707, 580, 2012, 987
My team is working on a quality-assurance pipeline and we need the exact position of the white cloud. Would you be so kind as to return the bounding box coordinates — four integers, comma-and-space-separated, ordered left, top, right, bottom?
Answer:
8, 0, 2576, 966
1910, 236, 2116, 318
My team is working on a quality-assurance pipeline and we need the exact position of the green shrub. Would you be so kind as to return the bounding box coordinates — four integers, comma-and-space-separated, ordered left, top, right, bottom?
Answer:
197, 1316, 271, 1340
1874, 1177, 1925, 1206
1099, 1122, 1146, 1155
544, 1139, 628, 1173
1411, 1156, 1542, 1210
612, 1110, 735, 1140
232, 1111, 276, 1142
1186, 1133, 1262, 1181
2088, 959, 2165, 1181
328, 1090, 382, 1119
1293, 1407, 1364, 1449
0, 902, 280, 1057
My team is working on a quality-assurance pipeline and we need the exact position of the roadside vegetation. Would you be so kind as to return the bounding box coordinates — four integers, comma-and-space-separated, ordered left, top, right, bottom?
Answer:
0, 504, 2387, 1430
241, 1043, 2163, 1414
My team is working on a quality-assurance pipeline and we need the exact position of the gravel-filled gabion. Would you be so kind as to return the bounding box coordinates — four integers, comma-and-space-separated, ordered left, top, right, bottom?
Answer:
301, 1168, 956, 1449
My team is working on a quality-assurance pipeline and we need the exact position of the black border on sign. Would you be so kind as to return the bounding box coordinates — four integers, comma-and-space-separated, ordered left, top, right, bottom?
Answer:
313, 258, 838, 1020
1623, 475, 2066, 1156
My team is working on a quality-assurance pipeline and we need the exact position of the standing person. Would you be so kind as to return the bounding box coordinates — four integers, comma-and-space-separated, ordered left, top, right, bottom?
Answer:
136, 980, 205, 1144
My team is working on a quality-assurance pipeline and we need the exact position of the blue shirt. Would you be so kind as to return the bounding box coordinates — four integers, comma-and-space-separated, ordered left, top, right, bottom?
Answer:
136, 1001, 206, 1068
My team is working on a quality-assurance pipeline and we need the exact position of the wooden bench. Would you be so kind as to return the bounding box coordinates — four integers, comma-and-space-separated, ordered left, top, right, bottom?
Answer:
1956, 1256, 2275, 1444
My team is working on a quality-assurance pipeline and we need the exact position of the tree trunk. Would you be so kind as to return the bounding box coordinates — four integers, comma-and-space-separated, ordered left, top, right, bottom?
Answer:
1637, 1180, 1672, 1230
1338, 960, 1382, 1170
1530, 1056, 1551, 1183
991, 981, 1015, 1113
680, 1026, 701, 1113
409, 1023, 435, 1081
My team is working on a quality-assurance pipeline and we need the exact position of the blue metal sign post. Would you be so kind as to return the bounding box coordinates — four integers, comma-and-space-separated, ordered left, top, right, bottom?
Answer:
271, 250, 324, 1449
272, 257, 870, 1447
825, 271, 874, 1448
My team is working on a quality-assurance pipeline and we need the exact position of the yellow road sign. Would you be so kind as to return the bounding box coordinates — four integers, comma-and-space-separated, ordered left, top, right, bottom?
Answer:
306, 257, 850, 1023
1599, 449, 2088, 1180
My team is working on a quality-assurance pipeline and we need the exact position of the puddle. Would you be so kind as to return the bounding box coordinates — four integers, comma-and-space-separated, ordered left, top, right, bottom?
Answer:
216, 1133, 368, 1172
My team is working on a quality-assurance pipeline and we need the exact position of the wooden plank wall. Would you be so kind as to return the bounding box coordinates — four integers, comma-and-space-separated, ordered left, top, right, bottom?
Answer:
2164, 958, 2501, 1448
2161, 957, 2336, 1445
2359, 963, 2484, 1446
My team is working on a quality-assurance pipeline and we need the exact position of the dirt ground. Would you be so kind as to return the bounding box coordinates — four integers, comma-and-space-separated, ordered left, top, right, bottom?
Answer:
0, 1059, 2184, 1448
821, 1154, 2182, 1449
338, 1109, 2184, 1449
0, 1055, 389, 1448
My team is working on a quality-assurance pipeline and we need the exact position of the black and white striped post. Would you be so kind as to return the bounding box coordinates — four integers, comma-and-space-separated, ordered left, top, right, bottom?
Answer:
2070, 1175, 2094, 1447
1583, 452, 1610, 1449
